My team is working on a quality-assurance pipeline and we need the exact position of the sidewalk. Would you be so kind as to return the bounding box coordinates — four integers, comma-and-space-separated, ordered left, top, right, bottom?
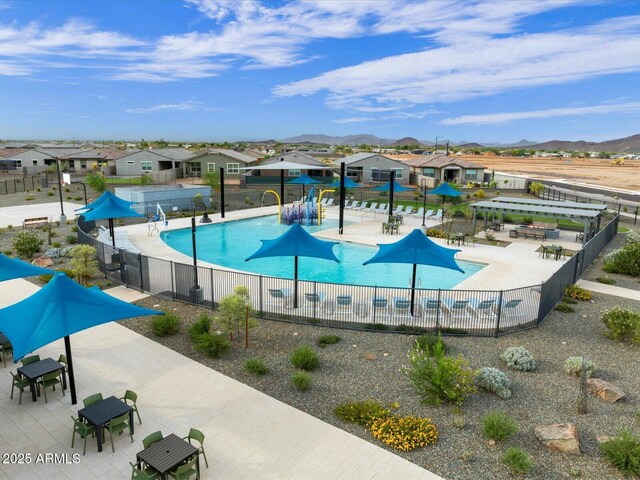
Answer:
577, 279, 640, 302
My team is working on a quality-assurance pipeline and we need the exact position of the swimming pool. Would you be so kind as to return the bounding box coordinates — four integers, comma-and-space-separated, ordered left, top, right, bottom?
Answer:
160, 216, 485, 288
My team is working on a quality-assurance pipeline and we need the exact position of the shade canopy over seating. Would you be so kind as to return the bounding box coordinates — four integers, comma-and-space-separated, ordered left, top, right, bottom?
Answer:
75, 190, 135, 213
363, 229, 464, 315
372, 181, 410, 193
79, 196, 145, 247
329, 177, 363, 189
0, 253, 55, 281
491, 196, 608, 212
0, 273, 161, 404
428, 182, 462, 198
287, 174, 320, 198
246, 223, 339, 308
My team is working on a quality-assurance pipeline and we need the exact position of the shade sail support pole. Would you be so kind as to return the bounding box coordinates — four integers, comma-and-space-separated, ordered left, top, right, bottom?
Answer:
410, 264, 417, 316
293, 256, 298, 308
338, 162, 345, 234
64, 335, 77, 405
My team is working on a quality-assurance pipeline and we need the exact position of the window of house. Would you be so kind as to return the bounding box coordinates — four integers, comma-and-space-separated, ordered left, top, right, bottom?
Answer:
392, 168, 403, 180
207, 162, 216, 172
15, 160, 22, 168
190, 163, 201, 174
288, 169, 301, 177
126, 160, 135, 165
80, 161, 87, 169
32, 160, 38, 166
227, 163, 239, 174
141, 161, 152, 172
422, 167, 435, 178
465, 169, 477, 180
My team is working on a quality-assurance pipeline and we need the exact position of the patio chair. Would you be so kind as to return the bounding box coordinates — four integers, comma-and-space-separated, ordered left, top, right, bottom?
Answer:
21, 355, 40, 365
37, 370, 65, 403
343, 200, 356, 209
371, 297, 389, 319
365, 202, 378, 213
444, 299, 471, 319
411, 207, 424, 218
267, 288, 292, 308
335, 295, 353, 315
58, 354, 68, 372
130, 461, 160, 480
142, 431, 163, 449
168, 454, 199, 480
421, 298, 445, 324
319, 197, 328, 206
354, 202, 368, 211
183, 427, 209, 468
392, 298, 414, 319
70, 415, 95, 456
347, 201, 361, 210
469, 299, 497, 320
83, 393, 104, 408
106, 412, 133, 453
424, 209, 434, 218
376, 203, 388, 214
498, 299, 525, 325
399, 206, 413, 216
432, 209, 443, 220
391, 205, 404, 215
304, 293, 326, 314
120, 389, 142, 424
325, 198, 335, 207
10, 372, 30, 405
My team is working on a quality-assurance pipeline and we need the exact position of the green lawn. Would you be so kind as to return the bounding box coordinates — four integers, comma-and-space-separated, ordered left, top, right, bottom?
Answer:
105, 177, 145, 185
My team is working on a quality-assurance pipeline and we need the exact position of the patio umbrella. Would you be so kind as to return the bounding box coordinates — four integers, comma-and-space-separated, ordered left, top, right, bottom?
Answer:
428, 182, 462, 222
246, 223, 339, 308
329, 177, 363, 189
0, 272, 162, 404
0, 253, 55, 281
363, 229, 464, 315
372, 180, 411, 193
79, 196, 145, 247
75, 190, 134, 213
287, 173, 320, 199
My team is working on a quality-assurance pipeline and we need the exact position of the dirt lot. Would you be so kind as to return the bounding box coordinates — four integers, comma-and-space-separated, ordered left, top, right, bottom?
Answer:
391, 154, 640, 191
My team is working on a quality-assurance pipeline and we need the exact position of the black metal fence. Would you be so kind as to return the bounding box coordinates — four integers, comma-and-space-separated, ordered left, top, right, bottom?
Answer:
541, 187, 638, 224
78, 215, 620, 337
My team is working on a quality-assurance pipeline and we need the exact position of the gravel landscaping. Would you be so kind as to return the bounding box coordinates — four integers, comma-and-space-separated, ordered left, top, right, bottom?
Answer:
123, 237, 640, 480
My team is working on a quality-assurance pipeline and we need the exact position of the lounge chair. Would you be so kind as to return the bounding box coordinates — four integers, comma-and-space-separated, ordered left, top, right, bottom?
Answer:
267, 288, 293, 308
304, 292, 326, 312
470, 299, 497, 319
354, 202, 368, 211
392, 298, 414, 319
319, 198, 328, 206
498, 299, 525, 326
365, 202, 378, 213
432, 209, 443, 220
411, 207, 424, 218
423, 209, 434, 218
335, 295, 353, 315
346, 201, 361, 210
325, 198, 335, 207
343, 200, 356, 209
391, 205, 404, 215
371, 297, 389, 320
376, 203, 388, 214
444, 299, 471, 319
399, 206, 413, 216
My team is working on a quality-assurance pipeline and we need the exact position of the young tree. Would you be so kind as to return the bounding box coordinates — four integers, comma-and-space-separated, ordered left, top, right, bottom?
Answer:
202, 171, 221, 197
217, 285, 254, 341
70, 244, 99, 286
86, 171, 107, 194
529, 181, 545, 198
140, 173, 153, 185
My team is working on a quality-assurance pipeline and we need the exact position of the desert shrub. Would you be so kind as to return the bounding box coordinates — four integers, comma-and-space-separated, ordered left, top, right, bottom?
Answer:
601, 307, 640, 344
415, 333, 448, 356
555, 303, 575, 313
602, 236, 640, 277
12, 231, 44, 258
426, 228, 447, 238
482, 411, 519, 441
194, 331, 230, 358
244, 357, 269, 375
74, 196, 83, 201
562, 296, 578, 304
563, 356, 597, 378
334, 400, 390, 427
71, 225, 78, 233
565, 284, 592, 301
473, 189, 486, 198
188, 314, 211, 341
403, 343, 477, 406
44, 247, 63, 258
370, 416, 438, 451
476, 367, 512, 399
365, 322, 388, 330
70, 244, 99, 285
316, 335, 340, 347
499, 346, 536, 372
290, 345, 320, 371
151, 312, 180, 337
52, 241, 61, 248
599, 429, 640, 477
291, 371, 311, 391
596, 276, 616, 285
485, 231, 496, 242
47, 191, 54, 196
66, 235, 78, 244
502, 447, 533, 475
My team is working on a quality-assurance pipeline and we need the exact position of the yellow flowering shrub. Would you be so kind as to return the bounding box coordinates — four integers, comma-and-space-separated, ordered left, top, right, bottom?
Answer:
565, 284, 592, 301
370, 416, 438, 451
334, 400, 390, 427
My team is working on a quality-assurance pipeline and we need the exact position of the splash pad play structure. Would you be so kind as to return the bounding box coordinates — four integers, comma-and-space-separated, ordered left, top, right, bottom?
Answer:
262, 186, 334, 226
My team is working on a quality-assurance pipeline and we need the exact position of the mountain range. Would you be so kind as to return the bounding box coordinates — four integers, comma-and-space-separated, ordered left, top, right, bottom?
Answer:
279, 133, 640, 152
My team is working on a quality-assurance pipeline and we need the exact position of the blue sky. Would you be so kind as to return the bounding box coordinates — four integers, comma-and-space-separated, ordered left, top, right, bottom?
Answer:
2, 0, 640, 143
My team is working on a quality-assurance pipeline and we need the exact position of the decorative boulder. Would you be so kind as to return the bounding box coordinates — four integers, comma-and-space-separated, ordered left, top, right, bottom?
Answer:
534, 423, 581, 455
32, 256, 54, 268
587, 378, 625, 403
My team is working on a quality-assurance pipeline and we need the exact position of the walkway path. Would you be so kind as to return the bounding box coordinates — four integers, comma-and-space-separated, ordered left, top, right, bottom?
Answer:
577, 279, 640, 302
0, 280, 442, 480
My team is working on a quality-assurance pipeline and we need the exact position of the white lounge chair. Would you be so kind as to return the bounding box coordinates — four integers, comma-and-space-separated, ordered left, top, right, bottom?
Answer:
365, 202, 378, 213
399, 206, 413, 216
411, 207, 424, 218
432, 209, 443, 220
354, 202, 369, 211
346, 201, 361, 210
371, 297, 390, 320
444, 299, 472, 319
267, 288, 293, 309
376, 203, 388, 214
470, 298, 497, 320
335, 295, 353, 315
304, 292, 326, 312
423, 209, 434, 218
391, 205, 404, 215
319, 198, 328, 206
325, 198, 335, 207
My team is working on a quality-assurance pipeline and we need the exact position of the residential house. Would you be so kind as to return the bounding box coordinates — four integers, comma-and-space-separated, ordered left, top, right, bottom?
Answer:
333, 153, 410, 185
403, 154, 485, 187
184, 149, 258, 185
248, 152, 334, 184
115, 148, 193, 176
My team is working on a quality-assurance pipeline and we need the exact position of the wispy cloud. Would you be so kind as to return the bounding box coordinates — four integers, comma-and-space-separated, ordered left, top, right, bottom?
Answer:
442, 101, 640, 125
125, 100, 205, 114
332, 117, 373, 124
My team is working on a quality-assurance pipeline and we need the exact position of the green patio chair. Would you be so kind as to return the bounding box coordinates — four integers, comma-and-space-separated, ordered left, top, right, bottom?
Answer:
142, 431, 163, 449
120, 389, 142, 424
10, 372, 30, 405
70, 415, 95, 456
37, 370, 64, 403
1, 342, 12, 368
130, 461, 159, 480
168, 454, 199, 480
83, 393, 103, 407
21, 355, 40, 365
106, 412, 133, 453
58, 354, 68, 372
183, 428, 209, 468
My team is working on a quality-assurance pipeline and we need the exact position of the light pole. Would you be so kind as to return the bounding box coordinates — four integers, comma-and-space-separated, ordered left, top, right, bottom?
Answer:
420, 178, 428, 226
434, 137, 445, 154
72, 181, 87, 205
190, 201, 212, 304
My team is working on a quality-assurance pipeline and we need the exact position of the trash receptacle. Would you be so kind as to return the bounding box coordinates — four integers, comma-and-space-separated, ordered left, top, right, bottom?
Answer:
40, 175, 48, 188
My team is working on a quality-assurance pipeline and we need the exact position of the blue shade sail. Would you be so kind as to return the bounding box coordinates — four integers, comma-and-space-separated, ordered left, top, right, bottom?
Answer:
79, 196, 145, 221
246, 223, 339, 263
75, 191, 135, 213
372, 181, 411, 192
329, 177, 363, 188
0, 253, 55, 282
428, 182, 462, 198
364, 229, 464, 272
0, 273, 162, 361
286, 174, 321, 185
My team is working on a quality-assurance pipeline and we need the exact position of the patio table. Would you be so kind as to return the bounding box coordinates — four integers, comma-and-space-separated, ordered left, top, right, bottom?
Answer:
449, 232, 466, 246
78, 395, 134, 452
17, 358, 67, 402
137, 433, 198, 480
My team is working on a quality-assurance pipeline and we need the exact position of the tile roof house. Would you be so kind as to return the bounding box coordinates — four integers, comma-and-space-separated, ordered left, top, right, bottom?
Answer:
333, 153, 410, 185
403, 154, 486, 187
184, 149, 258, 184
246, 152, 334, 185
115, 148, 193, 177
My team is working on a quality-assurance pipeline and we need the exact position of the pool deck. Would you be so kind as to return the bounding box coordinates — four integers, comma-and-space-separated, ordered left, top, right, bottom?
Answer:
0, 279, 442, 480
120, 205, 576, 291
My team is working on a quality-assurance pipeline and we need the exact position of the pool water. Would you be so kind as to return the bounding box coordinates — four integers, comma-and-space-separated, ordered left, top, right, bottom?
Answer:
160, 216, 485, 288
